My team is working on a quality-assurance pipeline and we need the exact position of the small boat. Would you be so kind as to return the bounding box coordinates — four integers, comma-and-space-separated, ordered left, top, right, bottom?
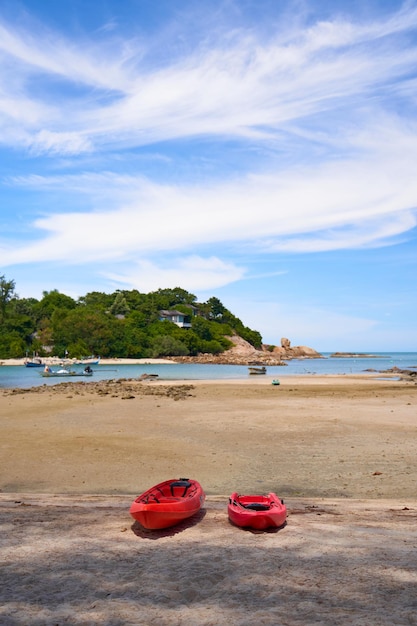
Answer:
74, 356, 100, 365
228, 492, 287, 530
130, 478, 205, 530
248, 366, 267, 375
40, 367, 93, 378
25, 358, 44, 368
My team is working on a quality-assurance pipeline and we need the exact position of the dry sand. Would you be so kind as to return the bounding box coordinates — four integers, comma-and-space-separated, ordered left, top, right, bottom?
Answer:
1, 375, 416, 625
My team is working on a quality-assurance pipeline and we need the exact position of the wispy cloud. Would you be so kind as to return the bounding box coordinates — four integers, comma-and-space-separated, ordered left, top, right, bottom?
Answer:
1, 3, 417, 154
105, 257, 246, 293
1, 2, 417, 298
3, 114, 417, 272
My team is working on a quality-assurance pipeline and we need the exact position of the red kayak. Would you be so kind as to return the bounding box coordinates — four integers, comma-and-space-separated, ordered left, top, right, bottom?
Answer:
130, 478, 205, 530
228, 492, 287, 530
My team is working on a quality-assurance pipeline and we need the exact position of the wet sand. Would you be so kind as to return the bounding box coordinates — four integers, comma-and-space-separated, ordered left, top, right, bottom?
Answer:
1, 376, 416, 624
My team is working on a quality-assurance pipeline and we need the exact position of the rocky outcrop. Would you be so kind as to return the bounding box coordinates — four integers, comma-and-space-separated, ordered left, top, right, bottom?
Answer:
330, 352, 384, 358
263, 337, 322, 360
380, 366, 417, 383
170, 336, 322, 365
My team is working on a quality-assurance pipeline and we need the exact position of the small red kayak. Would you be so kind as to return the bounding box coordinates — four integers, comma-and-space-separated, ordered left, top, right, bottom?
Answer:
130, 478, 205, 530
228, 492, 287, 530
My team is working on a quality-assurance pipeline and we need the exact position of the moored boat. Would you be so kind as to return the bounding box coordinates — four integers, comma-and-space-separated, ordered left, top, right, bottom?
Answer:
25, 358, 44, 368
228, 492, 287, 530
74, 356, 100, 365
130, 478, 205, 530
40, 367, 93, 377
248, 366, 267, 375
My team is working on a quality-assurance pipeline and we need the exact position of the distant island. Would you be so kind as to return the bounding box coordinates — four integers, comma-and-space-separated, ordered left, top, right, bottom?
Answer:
330, 352, 387, 358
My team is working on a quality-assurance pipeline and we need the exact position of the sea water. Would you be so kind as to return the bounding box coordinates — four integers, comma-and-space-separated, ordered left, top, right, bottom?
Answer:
0, 352, 416, 389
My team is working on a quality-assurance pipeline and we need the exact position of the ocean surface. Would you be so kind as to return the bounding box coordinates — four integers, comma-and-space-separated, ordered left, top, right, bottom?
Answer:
1, 352, 416, 389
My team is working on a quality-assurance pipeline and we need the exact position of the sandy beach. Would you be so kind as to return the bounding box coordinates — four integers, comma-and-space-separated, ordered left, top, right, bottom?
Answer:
1, 375, 416, 624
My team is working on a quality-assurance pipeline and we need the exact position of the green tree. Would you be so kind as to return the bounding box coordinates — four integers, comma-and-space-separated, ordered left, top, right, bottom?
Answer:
34, 290, 76, 320
206, 297, 225, 319
109, 292, 130, 316
51, 308, 112, 357
150, 335, 189, 358
126, 310, 149, 329
123, 326, 149, 358
77, 291, 113, 311
191, 316, 214, 341
0, 331, 26, 358
121, 289, 146, 311
0, 278, 265, 359
0, 275, 16, 324
146, 287, 197, 312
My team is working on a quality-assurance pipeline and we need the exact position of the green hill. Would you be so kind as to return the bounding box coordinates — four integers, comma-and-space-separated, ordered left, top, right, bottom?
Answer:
0, 276, 262, 359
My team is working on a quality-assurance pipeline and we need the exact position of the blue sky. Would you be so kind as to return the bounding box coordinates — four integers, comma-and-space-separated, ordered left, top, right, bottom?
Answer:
1, 0, 416, 351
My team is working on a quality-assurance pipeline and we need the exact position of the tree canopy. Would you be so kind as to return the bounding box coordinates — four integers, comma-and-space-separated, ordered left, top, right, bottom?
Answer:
0, 277, 263, 359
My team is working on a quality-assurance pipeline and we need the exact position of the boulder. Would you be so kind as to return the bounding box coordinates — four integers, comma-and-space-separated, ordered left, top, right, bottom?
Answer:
170, 336, 322, 365
281, 337, 291, 350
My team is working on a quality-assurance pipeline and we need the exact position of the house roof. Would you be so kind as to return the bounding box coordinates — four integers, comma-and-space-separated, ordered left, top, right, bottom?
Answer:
159, 309, 187, 316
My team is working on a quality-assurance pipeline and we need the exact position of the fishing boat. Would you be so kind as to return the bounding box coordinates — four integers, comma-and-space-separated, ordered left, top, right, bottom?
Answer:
228, 492, 287, 530
130, 478, 205, 530
25, 358, 44, 368
40, 367, 93, 378
73, 356, 100, 365
248, 366, 267, 375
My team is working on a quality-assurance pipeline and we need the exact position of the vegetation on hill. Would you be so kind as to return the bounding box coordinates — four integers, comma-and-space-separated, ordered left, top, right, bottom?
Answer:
0, 275, 262, 359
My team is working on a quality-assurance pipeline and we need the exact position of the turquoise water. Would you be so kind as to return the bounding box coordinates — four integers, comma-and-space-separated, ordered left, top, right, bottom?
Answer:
1, 352, 416, 389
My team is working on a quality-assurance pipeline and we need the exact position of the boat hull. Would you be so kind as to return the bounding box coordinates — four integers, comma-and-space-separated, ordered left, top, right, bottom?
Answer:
248, 367, 267, 375
130, 478, 205, 530
74, 357, 100, 365
40, 371, 93, 377
228, 492, 287, 530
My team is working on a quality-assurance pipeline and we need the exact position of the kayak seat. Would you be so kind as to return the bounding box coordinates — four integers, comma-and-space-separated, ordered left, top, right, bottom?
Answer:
242, 503, 271, 511
170, 480, 192, 497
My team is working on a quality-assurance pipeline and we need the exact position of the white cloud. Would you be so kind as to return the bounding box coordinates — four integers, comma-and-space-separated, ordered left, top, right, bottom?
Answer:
104, 256, 246, 292
1, 4, 417, 154
2, 115, 417, 275
1, 2, 416, 351
30, 130, 93, 155
0, 21, 134, 91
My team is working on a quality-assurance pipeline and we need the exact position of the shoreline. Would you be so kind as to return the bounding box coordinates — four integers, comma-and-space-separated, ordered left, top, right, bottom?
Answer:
2, 355, 415, 390
0, 357, 176, 366
0, 370, 410, 393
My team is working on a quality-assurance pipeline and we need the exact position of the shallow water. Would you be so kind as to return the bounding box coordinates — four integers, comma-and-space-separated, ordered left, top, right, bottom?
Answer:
1, 352, 416, 389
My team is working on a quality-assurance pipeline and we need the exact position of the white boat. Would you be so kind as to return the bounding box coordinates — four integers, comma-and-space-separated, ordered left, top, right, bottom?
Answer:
40, 367, 93, 378
73, 356, 100, 365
